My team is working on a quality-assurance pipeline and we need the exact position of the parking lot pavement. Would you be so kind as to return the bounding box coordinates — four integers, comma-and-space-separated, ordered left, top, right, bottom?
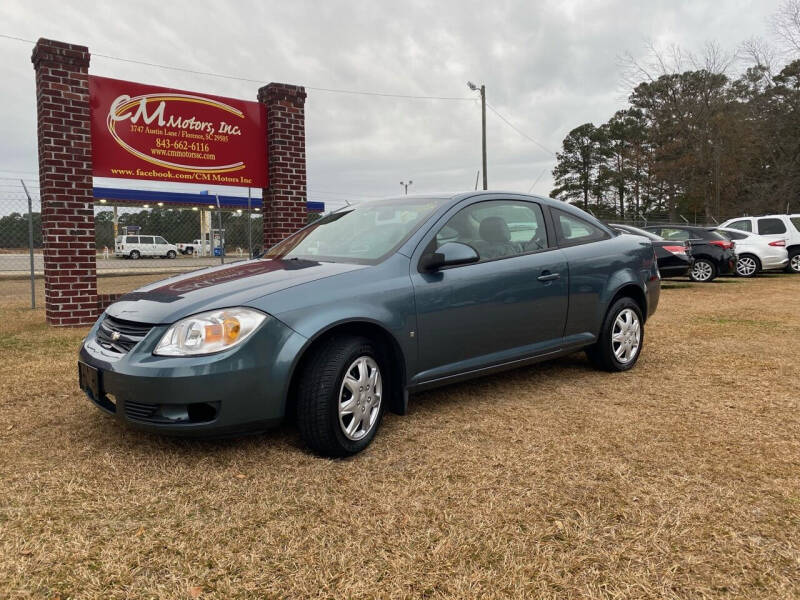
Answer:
0, 253, 248, 276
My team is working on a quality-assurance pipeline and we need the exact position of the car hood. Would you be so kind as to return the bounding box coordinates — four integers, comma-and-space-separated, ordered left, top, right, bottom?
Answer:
105, 258, 367, 324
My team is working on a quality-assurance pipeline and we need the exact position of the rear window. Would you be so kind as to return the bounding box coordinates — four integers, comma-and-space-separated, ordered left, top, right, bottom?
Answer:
758, 218, 787, 235
115, 236, 123, 243
727, 219, 752, 232
658, 228, 692, 241
791, 217, 800, 233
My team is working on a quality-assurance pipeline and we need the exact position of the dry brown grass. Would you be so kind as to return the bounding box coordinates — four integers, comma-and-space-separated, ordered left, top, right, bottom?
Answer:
1, 274, 799, 599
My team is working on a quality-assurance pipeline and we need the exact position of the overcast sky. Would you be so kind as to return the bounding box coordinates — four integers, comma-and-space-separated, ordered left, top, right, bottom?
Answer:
0, 0, 783, 211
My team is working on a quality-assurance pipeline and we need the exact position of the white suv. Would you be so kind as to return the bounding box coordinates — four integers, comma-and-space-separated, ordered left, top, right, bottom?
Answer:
115, 235, 178, 260
720, 214, 800, 273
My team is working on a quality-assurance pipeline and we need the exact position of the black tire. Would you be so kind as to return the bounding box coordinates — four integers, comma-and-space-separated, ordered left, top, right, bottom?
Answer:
786, 250, 800, 274
185, 247, 193, 256
735, 254, 760, 278
129, 250, 141, 260
167, 250, 177, 259
689, 258, 716, 282
296, 336, 386, 457
586, 297, 644, 372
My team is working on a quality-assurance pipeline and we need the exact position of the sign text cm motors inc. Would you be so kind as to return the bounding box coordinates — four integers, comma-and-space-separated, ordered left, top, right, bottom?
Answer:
89, 76, 267, 187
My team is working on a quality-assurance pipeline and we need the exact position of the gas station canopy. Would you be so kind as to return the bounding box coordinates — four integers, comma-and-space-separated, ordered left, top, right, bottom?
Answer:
93, 187, 325, 212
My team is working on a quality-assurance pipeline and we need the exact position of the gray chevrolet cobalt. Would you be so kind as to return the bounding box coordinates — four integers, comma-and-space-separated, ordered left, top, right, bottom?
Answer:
79, 192, 660, 456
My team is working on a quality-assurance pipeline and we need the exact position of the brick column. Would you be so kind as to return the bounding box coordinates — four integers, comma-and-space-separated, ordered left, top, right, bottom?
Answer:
32, 39, 98, 326
257, 83, 307, 249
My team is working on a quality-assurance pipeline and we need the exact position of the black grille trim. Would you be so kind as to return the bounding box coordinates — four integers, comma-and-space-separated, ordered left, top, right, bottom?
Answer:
95, 315, 154, 354
124, 400, 161, 422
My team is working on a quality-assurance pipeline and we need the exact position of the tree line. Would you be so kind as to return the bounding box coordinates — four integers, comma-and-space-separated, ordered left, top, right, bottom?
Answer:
551, 3, 800, 223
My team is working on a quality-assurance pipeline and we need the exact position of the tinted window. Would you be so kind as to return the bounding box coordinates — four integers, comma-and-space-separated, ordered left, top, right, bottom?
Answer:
791, 217, 800, 233
155, 236, 167, 244
126, 236, 139, 244
727, 219, 752, 232
267, 198, 440, 264
115, 236, 123, 243
554, 210, 608, 244
758, 218, 787, 235
139, 236, 155, 244
432, 200, 548, 262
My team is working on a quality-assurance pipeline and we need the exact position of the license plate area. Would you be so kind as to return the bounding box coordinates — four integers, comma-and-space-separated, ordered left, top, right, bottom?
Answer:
78, 361, 115, 413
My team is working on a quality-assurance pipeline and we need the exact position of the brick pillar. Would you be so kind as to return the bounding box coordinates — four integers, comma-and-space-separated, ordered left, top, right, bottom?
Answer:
257, 83, 307, 249
32, 39, 98, 326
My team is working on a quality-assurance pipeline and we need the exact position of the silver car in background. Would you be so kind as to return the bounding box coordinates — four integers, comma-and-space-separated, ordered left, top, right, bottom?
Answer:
715, 227, 789, 277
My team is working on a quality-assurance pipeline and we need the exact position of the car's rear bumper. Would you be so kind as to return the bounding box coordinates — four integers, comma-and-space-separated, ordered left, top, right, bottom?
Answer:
78, 313, 307, 437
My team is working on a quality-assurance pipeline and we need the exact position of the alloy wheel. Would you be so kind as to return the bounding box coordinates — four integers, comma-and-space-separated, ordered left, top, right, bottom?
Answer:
736, 256, 758, 277
691, 260, 713, 281
791, 254, 800, 273
611, 308, 641, 364
338, 356, 382, 441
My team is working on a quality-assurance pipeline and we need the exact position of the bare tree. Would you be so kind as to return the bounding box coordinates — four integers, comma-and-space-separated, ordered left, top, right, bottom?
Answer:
772, 0, 800, 56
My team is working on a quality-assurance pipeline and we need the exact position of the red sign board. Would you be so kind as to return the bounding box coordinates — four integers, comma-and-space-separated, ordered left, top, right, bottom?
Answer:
89, 76, 267, 187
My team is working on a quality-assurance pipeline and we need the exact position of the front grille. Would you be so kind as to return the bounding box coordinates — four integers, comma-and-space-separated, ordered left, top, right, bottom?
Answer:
95, 315, 154, 354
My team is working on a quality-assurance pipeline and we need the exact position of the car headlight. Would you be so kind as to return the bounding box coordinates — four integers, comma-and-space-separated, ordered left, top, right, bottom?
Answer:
154, 307, 267, 356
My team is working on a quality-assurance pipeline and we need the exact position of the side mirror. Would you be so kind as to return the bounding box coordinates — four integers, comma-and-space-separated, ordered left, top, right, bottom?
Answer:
419, 242, 479, 271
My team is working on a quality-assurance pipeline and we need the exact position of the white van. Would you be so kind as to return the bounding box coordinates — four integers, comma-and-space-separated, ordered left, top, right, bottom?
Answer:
115, 235, 178, 259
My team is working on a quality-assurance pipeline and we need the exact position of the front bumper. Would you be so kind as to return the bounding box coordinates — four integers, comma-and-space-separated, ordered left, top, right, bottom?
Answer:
78, 313, 307, 437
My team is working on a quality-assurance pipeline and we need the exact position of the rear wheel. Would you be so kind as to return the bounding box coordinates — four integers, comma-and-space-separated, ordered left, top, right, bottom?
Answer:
586, 297, 644, 372
129, 250, 141, 260
296, 336, 385, 457
786, 251, 800, 274
735, 254, 760, 277
689, 258, 716, 282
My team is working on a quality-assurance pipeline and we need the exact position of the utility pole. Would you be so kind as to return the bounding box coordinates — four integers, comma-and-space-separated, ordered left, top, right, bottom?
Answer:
468, 81, 487, 190
400, 180, 413, 195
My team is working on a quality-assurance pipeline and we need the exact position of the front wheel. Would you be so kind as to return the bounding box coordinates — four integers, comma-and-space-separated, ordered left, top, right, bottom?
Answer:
166, 250, 177, 259
689, 258, 716, 282
735, 254, 760, 278
586, 297, 644, 372
296, 336, 385, 457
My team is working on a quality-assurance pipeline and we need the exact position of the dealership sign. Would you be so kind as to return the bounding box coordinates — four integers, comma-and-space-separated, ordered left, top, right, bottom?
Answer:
89, 76, 267, 187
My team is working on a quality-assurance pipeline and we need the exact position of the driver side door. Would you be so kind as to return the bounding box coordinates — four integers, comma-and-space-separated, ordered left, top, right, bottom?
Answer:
409, 197, 568, 384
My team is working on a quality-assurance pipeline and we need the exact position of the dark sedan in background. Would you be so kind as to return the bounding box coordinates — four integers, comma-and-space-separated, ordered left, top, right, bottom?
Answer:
80, 192, 660, 456
609, 224, 691, 278
645, 225, 736, 282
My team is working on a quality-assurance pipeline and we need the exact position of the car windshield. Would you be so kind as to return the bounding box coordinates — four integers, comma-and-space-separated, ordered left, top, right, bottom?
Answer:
265, 198, 441, 264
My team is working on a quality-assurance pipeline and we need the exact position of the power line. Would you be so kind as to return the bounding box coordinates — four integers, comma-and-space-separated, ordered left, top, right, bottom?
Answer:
0, 33, 472, 101
485, 102, 555, 155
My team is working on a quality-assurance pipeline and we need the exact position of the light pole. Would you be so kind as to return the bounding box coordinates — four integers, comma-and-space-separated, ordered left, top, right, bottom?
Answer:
468, 81, 487, 190
400, 180, 413, 195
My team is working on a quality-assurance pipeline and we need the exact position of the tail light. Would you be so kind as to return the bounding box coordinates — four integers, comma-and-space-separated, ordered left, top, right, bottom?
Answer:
769, 240, 786, 247
710, 240, 734, 250
663, 245, 687, 255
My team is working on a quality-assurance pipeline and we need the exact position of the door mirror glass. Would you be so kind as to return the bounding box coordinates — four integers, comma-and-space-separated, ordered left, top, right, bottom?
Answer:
420, 242, 479, 271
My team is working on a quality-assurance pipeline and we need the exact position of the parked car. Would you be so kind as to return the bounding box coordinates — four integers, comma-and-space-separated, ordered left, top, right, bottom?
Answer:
719, 214, 800, 273
645, 225, 736, 282
80, 192, 660, 457
176, 239, 212, 255
115, 235, 178, 259
714, 227, 789, 277
608, 224, 691, 278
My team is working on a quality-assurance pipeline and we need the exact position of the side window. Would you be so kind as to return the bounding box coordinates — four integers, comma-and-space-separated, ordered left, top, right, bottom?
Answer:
127, 236, 139, 244
728, 219, 752, 232
433, 200, 548, 262
659, 228, 691, 241
139, 236, 154, 244
155, 236, 167, 245
553, 210, 609, 245
791, 217, 800, 233
757, 218, 787, 235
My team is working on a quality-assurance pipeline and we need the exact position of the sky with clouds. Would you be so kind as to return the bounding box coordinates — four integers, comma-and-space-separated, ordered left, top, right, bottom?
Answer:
0, 0, 784, 211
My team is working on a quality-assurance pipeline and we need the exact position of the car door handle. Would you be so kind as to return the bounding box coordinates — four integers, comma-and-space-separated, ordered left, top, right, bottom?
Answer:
537, 272, 560, 282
